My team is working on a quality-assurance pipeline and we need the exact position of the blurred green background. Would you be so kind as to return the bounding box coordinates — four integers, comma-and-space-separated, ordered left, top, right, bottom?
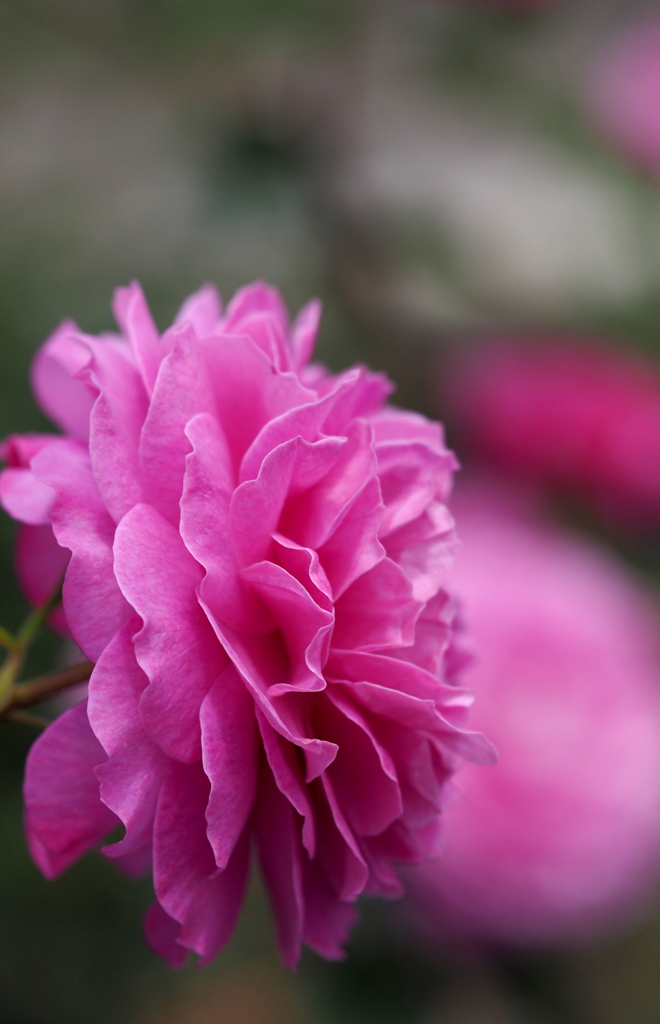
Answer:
3, 1, 660, 1021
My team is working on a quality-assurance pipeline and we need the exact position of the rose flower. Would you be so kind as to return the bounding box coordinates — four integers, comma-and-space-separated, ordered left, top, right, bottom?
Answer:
0, 281, 491, 967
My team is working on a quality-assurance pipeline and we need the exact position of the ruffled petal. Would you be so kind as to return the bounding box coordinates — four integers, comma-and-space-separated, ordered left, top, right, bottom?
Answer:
333, 558, 421, 652
31, 439, 130, 661
0, 467, 55, 525
112, 281, 162, 395
201, 666, 258, 869
175, 284, 222, 335
113, 503, 227, 764
152, 762, 250, 963
254, 763, 304, 969
201, 333, 315, 470
240, 561, 334, 695
80, 336, 148, 522
181, 412, 271, 634
291, 298, 322, 371
15, 524, 70, 626
24, 701, 117, 879
88, 619, 169, 864
139, 325, 215, 525
231, 435, 347, 568
301, 858, 358, 960
31, 322, 96, 441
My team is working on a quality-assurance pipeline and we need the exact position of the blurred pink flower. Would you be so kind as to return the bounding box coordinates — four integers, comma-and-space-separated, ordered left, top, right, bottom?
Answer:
0, 281, 492, 968
448, 338, 660, 528
407, 484, 660, 945
588, 12, 660, 175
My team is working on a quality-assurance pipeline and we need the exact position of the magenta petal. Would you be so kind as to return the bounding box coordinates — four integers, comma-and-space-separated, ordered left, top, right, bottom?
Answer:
181, 412, 271, 634
114, 503, 227, 763
31, 322, 95, 441
239, 560, 333, 694
257, 711, 316, 856
255, 764, 304, 969
314, 773, 369, 901
201, 333, 315, 469
334, 558, 421, 652
112, 281, 161, 395
82, 336, 148, 521
301, 858, 358, 960
24, 701, 118, 879
271, 534, 333, 610
323, 689, 402, 838
200, 602, 338, 782
291, 298, 322, 371
152, 762, 250, 962
175, 283, 222, 335
282, 422, 378, 551
88, 620, 169, 862
15, 524, 70, 624
201, 666, 258, 869
144, 901, 188, 968
0, 464, 55, 525
239, 368, 364, 484
139, 326, 215, 525
222, 280, 290, 337
231, 435, 346, 567
31, 439, 130, 661
318, 478, 385, 599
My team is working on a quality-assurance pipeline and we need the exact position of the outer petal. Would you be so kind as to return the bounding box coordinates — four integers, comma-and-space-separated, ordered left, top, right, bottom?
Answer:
24, 701, 118, 879
201, 333, 315, 470
152, 762, 250, 963
0, 468, 55, 525
201, 666, 258, 870
255, 763, 305, 969
301, 858, 358, 960
31, 322, 96, 441
114, 503, 228, 763
112, 281, 162, 395
31, 439, 130, 661
139, 325, 215, 525
80, 336, 148, 522
15, 524, 70, 622
144, 901, 188, 968
291, 299, 322, 371
175, 284, 222, 335
88, 619, 169, 863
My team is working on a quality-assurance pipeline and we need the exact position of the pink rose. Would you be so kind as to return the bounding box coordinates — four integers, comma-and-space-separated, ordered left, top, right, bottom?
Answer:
407, 484, 660, 945
588, 13, 660, 176
0, 281, 492, 967
448, 338, 660, 529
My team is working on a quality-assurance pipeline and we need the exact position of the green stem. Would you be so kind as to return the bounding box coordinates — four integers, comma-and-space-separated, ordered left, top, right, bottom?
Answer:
10, 661, 93, 709
3, 709, 49, 730
0, 580, 64, 713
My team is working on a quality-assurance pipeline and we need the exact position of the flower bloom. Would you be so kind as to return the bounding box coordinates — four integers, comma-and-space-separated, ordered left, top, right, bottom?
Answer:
0, 281, 491, 967
587, 12, 660, 176
447, 338, 660, 529
407, 484, 660, 945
